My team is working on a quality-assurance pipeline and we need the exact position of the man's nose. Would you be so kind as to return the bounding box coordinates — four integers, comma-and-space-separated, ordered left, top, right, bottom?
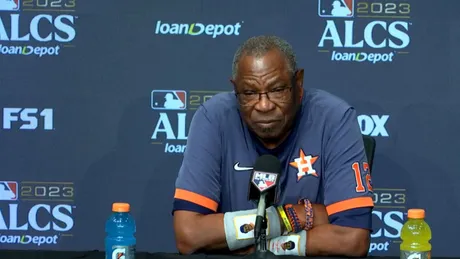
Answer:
254, 94, 276, 112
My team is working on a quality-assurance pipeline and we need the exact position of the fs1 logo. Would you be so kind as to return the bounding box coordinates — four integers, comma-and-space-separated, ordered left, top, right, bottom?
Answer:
0, 181, 18, 201
358, 115, 389, 137
0, 0, 19, 11
252, 171, 277, 192
2, 108, 54, 130
151, 90, 187, 111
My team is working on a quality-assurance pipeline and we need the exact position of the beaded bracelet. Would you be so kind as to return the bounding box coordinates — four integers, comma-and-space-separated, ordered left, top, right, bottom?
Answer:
284, 204, 303, 233
299, 198, 314, 231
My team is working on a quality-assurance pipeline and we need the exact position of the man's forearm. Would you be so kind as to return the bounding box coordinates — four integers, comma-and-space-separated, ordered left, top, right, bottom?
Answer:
174, 212, 228, 254
174, 207, 282, 255
274, 203, 369, 257
278, 203, 329, 233
306, 224, 370, 257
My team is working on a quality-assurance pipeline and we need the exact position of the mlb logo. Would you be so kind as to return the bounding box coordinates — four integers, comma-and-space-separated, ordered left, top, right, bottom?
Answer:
151, 90, 187, 111
251, 171, 277, 192
0, 181, 18, 201
318, 0, 354, 18
0, 0, 20, 11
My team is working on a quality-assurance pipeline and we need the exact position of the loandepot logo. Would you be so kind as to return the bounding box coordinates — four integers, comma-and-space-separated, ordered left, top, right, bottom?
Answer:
155, 21, 242, 38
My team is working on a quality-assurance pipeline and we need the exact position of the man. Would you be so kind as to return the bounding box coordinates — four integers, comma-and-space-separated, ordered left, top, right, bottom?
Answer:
172, 35, 374, 257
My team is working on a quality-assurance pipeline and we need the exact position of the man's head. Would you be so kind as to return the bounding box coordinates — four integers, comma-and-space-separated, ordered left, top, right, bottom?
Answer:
230, 35, 304, 148
281, 241, 296, 251
239, 223, 255, 233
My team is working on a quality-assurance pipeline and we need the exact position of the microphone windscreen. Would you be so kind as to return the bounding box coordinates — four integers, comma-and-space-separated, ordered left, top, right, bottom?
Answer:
253, 154, 281, 174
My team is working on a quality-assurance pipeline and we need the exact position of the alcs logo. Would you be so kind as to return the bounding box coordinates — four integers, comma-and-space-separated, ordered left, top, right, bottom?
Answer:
317, 0, 412, 63
0, 0, 77, 57
0, 203, 74, 232
2, 108, 54, 130
369, 210, 405, 253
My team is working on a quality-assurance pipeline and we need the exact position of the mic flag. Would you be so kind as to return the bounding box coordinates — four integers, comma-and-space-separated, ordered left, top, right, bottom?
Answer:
248, 154, 281, 207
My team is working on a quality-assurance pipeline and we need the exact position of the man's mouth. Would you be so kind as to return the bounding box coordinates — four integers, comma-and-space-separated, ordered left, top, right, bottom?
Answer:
255, 120, 279, 127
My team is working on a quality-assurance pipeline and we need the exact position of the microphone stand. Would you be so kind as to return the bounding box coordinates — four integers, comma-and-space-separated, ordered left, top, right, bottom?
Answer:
245, 194, 278, 259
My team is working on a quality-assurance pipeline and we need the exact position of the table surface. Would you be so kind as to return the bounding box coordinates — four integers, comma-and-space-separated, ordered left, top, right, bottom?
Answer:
0, 250, 452, 259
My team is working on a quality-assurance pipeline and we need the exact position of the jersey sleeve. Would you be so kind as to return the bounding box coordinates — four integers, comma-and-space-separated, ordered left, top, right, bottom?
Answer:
172, 105, 221, 215
329, 207, 373, 230
323, 107, 374, 217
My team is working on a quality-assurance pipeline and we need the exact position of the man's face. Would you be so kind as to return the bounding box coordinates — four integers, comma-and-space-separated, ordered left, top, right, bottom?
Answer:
231, 49, 304, 146
281, 241, 294, 250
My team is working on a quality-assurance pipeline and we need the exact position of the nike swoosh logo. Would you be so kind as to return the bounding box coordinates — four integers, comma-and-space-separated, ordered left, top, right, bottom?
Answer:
234, 162, 253, 171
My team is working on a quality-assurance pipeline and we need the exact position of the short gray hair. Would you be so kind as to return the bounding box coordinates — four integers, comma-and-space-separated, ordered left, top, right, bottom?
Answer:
232, 35, 297, 79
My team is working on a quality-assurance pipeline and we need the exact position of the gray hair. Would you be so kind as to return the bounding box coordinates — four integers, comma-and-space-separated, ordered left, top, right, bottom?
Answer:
232, 35, 297, 79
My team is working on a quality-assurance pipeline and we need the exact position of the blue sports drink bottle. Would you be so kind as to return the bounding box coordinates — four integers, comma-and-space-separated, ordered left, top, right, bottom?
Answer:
105, 203, 136, 259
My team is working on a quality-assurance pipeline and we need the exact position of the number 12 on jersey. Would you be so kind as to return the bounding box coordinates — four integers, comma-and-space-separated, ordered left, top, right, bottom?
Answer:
352, 162, 373, 193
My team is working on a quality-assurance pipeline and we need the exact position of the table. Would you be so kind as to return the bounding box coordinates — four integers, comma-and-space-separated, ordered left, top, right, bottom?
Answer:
0, 251, 449, 259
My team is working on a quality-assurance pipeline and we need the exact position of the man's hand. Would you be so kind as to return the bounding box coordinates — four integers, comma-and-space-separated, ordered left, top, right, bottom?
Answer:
233, 245, 256, 255
174, 211, 228, 254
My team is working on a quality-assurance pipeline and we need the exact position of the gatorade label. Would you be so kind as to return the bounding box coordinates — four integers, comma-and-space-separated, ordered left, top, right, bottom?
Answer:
400, 251, 431, 259
111, 245, 136, 259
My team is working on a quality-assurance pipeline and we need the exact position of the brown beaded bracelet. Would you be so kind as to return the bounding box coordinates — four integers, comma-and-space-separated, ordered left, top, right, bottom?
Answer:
299, 198, 314, 231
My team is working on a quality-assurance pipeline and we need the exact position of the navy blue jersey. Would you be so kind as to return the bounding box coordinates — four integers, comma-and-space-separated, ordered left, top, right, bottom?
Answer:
173, 88, 374, 224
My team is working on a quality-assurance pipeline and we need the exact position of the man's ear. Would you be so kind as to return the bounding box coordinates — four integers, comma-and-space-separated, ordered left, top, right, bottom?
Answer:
230, 78, 237, 92
295, 69, 304, 100
296, 69, 304, 88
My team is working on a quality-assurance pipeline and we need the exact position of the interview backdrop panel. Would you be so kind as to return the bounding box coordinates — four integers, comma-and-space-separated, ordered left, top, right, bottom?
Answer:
0, 0, 459, 257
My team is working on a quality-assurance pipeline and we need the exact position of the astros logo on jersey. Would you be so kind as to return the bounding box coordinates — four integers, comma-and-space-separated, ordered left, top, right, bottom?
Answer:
289, 149, 319, 181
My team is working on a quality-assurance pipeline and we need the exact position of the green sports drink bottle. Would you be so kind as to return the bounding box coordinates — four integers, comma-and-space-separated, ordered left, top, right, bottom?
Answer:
400, 209, 432, 259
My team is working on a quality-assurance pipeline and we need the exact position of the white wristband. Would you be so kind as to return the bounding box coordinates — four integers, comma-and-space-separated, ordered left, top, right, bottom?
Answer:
223, 206, 282, 251
267, 230, 307, 256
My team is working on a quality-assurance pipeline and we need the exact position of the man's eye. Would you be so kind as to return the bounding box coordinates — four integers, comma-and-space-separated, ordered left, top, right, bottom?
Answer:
243, 91, 256, 95
271, 87, 286, 92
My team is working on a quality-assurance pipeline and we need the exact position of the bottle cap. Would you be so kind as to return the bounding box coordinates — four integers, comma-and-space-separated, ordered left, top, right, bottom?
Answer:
407, 209, 425, 219
112, 203, 130, 212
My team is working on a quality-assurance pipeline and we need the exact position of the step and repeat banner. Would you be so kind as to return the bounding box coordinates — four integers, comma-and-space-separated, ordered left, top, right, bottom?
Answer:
1, 0, 459, 257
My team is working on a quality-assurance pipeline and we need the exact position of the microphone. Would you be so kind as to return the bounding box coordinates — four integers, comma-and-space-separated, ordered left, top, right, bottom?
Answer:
248, 154, 281, 254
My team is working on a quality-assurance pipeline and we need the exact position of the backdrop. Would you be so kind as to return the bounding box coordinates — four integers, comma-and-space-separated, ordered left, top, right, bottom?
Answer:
1, 0, 459, 257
